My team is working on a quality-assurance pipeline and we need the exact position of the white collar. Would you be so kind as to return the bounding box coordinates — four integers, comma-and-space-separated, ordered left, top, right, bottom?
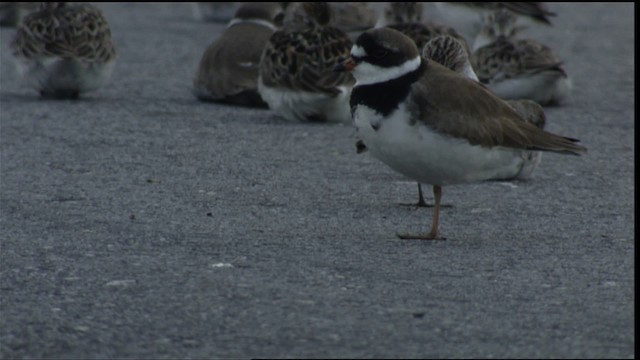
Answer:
352, 53, 422, 86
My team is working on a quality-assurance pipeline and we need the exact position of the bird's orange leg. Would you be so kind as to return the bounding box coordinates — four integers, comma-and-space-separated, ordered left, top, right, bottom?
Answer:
397, 185, 446, 240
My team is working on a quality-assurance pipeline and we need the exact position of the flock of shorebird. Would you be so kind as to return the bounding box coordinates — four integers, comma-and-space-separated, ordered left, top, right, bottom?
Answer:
4, 2, 587, 240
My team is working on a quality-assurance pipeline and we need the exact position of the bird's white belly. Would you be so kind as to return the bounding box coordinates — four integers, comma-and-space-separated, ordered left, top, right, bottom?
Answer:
487, 71, 571, 105
257, 77, 352, 123
16, 56, 115, 94
354, 104, 527, 185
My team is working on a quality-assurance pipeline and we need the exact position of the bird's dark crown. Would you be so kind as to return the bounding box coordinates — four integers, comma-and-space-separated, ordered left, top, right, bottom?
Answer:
353, 28, 420, 68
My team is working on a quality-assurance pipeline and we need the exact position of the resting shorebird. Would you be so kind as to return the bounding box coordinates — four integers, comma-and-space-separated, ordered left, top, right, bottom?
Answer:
471, 9, 571, 105
10, 2, 116, 99
193, 3, 284, 107
336, 28, 585, 240
258, 2, 354, 123
433, 2, 556, 41
378, 2, 471, 56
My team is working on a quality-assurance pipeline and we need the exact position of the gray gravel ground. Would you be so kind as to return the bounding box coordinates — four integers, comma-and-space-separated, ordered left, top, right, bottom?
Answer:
0, 2, 634, 359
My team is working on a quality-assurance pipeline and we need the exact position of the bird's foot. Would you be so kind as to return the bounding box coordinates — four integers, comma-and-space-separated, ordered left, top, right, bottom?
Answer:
398, 202, 453, 209
396, 232, 446, 241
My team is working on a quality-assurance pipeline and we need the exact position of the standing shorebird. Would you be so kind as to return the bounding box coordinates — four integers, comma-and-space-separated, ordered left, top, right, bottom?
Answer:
10, 2, 116, 99
359, 35, 548, 208
336, 28, 586, 240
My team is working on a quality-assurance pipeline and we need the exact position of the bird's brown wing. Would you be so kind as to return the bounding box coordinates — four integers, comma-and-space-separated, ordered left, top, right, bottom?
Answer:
411, 60, 585, 154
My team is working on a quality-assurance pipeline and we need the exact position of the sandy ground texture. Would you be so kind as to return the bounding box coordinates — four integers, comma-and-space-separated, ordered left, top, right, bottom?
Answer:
0, 2, 634, 359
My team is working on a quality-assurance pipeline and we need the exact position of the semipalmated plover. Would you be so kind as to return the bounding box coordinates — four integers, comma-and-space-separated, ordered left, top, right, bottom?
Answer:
10, 2, 116, 99
336, 28, 585, 240
471, 9, 571, 105
193, 3, 284, 107
258, 2, 354, 123
364, 35, 546, 207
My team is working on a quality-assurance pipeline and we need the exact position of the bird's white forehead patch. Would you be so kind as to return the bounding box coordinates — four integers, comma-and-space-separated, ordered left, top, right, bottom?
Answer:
351, 45, 367, 57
